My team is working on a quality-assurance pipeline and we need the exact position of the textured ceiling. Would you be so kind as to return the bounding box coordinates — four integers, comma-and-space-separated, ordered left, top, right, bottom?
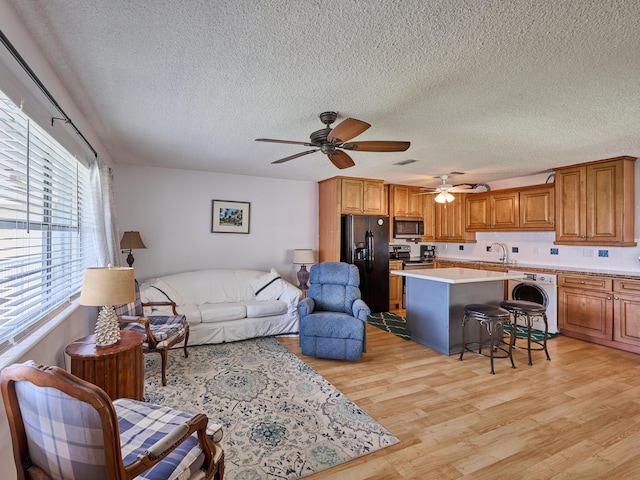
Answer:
6, 0, 640, 188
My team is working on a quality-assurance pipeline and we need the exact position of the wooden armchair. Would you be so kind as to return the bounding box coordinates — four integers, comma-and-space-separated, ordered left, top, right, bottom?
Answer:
115, 280, 189, 386
0, 361, 224, 480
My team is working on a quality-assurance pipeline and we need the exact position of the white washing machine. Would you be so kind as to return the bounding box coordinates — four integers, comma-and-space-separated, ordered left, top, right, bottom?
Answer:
507, 270, 558, 334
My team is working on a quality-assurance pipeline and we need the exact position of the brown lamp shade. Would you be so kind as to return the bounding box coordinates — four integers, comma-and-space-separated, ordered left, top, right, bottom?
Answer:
79, 267, 135, 306
120, 231, 147, 250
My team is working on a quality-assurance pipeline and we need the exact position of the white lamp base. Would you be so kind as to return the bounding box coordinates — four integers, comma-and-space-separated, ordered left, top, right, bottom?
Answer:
94, 305, 121, 347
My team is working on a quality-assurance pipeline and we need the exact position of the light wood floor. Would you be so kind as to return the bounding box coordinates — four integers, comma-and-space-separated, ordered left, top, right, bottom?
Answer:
277, 317, 640, 479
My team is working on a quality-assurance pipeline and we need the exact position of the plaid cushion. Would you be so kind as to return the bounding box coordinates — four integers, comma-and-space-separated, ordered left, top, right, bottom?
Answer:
115, 280, 144, 317
115, 399, 222, 480
15, 381, 109, 479
119, 315, 188, 349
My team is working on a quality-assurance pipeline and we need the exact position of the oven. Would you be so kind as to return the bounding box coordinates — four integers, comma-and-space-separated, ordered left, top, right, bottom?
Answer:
507, 270, 558, 334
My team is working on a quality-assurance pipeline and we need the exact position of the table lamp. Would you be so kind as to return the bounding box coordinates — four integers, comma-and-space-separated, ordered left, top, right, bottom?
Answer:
120, 231, 147, 267
79, 266, 135, 347
293, 249, 315, 290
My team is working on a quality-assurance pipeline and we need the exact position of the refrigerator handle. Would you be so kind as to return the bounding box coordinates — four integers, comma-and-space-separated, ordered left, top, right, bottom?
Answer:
365, 230, 374, 273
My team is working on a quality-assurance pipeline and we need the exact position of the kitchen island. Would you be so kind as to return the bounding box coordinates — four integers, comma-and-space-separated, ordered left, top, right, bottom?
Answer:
391, 268, 526, 355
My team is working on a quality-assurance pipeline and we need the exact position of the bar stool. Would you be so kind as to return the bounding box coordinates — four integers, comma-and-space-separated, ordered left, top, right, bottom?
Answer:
459, 304, 515, 374
500, 300, 551, 365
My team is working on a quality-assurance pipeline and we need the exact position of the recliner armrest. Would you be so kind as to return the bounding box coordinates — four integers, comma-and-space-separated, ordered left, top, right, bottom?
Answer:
352, 299, 371, 322
297, 297, 315, 318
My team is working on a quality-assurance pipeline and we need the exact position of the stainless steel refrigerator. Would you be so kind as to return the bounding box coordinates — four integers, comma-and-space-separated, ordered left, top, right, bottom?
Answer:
341, 214, 390, 313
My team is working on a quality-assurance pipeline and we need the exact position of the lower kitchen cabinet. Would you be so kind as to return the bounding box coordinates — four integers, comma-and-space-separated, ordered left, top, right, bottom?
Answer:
389, 260, 403, 310
558, 274, 640, 353
613, 279, 640, 348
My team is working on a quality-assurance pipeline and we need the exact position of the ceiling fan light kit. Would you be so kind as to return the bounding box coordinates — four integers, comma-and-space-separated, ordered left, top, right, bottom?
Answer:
421, 174, 489, 203
434, 191, 455, 203
256, 111, 410, 169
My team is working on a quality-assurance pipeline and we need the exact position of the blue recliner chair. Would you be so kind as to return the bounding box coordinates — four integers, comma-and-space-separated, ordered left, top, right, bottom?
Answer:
298, 262, 371, 360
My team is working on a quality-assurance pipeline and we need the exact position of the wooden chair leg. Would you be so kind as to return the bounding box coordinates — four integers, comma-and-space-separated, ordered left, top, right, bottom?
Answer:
160, 349, 168, 386
183, 325, 190, 359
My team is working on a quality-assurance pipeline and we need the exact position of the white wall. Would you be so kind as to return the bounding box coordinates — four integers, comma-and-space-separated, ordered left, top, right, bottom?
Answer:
113, 165, 318, 285
402, 166, 640, 274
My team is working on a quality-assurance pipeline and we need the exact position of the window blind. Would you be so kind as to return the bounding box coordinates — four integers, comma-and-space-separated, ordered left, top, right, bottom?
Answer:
0, 90, 93, 352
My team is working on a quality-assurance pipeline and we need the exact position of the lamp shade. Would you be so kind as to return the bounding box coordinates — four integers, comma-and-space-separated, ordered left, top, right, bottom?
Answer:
293, 249, 315, 265
79, 267, 135, 306
120, 231, 147, 250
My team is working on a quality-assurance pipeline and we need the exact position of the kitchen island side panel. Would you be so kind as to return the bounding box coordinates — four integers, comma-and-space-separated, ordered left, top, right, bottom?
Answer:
405, 277, 505, 355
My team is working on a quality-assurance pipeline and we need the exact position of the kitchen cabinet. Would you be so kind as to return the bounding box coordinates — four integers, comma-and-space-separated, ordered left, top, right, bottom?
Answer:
613, 279, 640, 348
421, 194, 435, 241
554, 156, 636, 246
558, 274, 640, 354
389, 185, 423, 218
341, 177, 387, 215
519, 184, 555, 230
465, 184, 554, 231
465, 191, 519, 231
389, 259, 403, 310
435, 194, 476, 243
318, 176, 386, 262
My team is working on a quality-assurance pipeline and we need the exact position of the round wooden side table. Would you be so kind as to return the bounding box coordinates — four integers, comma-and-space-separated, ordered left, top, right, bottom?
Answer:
65, 329, 145, 401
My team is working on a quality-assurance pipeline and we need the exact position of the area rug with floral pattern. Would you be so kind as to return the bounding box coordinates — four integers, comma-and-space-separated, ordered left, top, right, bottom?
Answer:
144, 337, 399, 479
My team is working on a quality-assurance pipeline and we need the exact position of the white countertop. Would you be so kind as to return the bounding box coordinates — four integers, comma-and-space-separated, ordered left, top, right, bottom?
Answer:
391, 268, 526, 284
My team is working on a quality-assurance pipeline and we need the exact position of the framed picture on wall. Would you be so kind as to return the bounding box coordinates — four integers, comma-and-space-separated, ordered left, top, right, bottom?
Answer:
211, 200, 250, 234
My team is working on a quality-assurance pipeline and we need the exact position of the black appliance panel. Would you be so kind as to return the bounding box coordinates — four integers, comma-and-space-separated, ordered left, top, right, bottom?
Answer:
341, 215, 389, 313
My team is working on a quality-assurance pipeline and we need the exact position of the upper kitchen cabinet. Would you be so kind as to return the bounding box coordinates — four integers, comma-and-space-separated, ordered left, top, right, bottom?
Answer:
465, 191, 519, 231
422, 193, 435, 241
435, 194, 476, 243
340, 177, 387, 215
519, 184, 555, 230
318, 176, 386, 262
554, 156, 636, 246
389, 185, 423, 218
465, 184, 555, 232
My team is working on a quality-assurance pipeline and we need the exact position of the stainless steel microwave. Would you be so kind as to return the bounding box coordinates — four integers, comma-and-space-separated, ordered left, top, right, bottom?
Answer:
394, 217, 424, 239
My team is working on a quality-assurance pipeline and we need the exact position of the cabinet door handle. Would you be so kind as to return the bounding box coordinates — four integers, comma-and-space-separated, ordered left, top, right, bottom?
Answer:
607, 297, 612, 300
614, 296, 619, 300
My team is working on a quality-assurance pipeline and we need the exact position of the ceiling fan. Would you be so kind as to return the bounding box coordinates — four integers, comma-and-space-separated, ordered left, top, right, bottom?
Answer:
420, 174, 489, 203
255, 111, 410, 169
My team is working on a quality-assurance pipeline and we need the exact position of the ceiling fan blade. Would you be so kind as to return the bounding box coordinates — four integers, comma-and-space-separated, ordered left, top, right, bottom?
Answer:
342, 141, 410, 152
271, 149, 319, 164
327, 118, 370, 143
256, 138, 315, 146
327, 150, 355, 169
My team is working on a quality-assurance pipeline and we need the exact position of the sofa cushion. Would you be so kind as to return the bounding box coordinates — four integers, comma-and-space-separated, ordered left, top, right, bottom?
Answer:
176, 304, 202, 325
245, 299, 288, 318
199, 302, 247, 323
250, 268, 285, 301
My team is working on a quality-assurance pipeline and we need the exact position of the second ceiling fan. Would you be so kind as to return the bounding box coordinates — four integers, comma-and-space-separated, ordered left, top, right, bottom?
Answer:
420, 174, 489, 203
256, 111, 410, 169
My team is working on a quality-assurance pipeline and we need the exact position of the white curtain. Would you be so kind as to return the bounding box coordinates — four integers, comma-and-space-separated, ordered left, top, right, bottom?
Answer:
89, 160, 122, 267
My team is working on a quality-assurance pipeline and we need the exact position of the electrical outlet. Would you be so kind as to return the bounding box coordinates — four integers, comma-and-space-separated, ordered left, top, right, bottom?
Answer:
459, 245, 464, 251
583, 249, 595, 257
533, 247, 540, 255
598, 249, 609, 257
550, 248, 559, 255
486, 246, 492, 252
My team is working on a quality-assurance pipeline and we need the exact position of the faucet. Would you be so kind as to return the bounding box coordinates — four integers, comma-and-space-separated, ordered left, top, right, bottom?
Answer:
490, 242, 509, 264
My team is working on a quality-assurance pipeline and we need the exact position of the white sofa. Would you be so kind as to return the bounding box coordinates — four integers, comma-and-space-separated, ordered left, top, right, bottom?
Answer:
139, 268, 301, 346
